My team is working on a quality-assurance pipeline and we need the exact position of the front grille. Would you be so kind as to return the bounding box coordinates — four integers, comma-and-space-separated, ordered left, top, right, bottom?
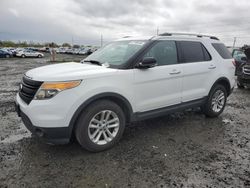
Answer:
19, 76, 43, 104
239, 78, 250, 84
243, 65, 250, 75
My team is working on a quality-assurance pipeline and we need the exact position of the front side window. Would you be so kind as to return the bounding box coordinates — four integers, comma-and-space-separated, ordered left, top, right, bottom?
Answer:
143, 41, 178, 66
178, 41, 211, 63
84, 40, 146, 67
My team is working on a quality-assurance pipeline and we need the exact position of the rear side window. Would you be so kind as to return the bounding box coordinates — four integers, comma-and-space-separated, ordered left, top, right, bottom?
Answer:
212, 43, 232, 59
178, 41, 211, 63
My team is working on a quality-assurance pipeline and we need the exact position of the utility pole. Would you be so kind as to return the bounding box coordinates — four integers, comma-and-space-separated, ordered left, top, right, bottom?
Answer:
156, 27, 159, 36
71, 36, 74, 47
233, 37, 236, 49
101, 34, 103, 47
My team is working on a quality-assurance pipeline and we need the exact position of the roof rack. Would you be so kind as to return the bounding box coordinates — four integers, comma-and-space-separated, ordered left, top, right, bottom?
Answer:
158, 32, 219, 40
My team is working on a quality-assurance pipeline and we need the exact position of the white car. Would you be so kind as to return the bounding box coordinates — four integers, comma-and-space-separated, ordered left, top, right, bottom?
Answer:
16, 50, 44, 58
16, 33, 235, 152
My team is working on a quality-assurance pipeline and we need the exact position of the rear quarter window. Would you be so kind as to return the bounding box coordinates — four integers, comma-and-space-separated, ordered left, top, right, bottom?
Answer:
212, 43, 232, 59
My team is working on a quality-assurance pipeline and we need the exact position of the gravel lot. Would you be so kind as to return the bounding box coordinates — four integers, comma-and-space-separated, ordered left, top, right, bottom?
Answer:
0, 55, 249, 188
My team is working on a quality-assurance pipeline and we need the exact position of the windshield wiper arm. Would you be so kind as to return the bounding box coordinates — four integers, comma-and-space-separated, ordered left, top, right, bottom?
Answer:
83, 60, 102, 66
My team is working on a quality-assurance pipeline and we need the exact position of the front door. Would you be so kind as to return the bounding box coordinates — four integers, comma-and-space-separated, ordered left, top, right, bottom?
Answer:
134, 40, 182, 112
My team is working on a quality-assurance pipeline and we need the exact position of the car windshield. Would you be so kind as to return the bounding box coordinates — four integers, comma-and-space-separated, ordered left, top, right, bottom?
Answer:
84, 40, 146, 67
233, 50, 247, 61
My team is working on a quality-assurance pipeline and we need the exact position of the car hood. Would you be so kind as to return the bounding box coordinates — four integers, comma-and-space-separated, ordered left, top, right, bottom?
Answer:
25, 62, 118, 81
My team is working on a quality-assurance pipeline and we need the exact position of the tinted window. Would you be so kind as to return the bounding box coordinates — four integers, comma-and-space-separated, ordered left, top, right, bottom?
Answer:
179, 41, 211, 63
212, 43, 232, 59
143, 41, 177, 66
202, 45, 211, 61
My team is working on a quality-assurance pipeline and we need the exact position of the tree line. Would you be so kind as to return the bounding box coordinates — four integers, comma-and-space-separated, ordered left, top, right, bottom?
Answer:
0, 41, 78, 48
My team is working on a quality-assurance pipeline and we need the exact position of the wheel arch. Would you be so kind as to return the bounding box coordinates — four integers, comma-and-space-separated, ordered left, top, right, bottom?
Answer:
211, 77, 232, 96
68, 92, 133, 137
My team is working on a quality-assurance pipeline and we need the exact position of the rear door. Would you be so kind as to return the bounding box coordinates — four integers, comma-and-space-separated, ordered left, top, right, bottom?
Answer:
134, 40, 182, 112
177, 41, 215, 102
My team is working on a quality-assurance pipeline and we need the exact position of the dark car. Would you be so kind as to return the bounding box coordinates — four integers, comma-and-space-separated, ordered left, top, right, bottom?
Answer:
232, 49, 247, 75
0, 49, 12, 58
235, 47, 250, 88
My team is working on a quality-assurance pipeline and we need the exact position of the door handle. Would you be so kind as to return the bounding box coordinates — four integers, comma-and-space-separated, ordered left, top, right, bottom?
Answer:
169, 70, 181, 75
208, 65, 216, 69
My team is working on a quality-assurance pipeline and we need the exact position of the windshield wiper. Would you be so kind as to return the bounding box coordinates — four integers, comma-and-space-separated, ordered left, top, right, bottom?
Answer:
83, 60, 102, 66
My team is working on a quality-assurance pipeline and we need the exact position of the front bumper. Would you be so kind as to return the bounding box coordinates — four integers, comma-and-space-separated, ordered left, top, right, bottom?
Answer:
15, 101, 70, 145
238, 74, 250, 86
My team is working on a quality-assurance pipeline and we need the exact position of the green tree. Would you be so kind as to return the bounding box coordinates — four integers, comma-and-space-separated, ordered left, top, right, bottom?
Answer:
62, 43, 71, 48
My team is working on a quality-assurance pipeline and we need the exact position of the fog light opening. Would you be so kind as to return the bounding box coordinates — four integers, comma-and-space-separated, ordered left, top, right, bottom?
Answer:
35, 128, 44, 137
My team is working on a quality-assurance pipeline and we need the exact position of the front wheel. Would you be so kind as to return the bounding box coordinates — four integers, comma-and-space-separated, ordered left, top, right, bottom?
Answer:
75, 100, 126, 152
21, 54, 25, 58
202, 85, 227, 118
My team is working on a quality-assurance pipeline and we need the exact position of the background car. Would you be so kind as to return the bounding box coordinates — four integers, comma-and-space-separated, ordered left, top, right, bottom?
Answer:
16, 50, 44, 58
232, 49, 247, 75
0, 49, 12, 58
236, 46, 250, 88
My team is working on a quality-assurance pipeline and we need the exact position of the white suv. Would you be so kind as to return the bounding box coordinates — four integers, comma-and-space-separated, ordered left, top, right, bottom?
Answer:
16, 33, 235, 152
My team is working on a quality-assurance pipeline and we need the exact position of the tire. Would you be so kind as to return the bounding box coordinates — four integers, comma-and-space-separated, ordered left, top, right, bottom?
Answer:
202, 84, 227, 118
75, 100, 126, 152
237, 81, 244, 89
5, 54, 10, 58
38, 54, 42, 58
21, 54, 25, 58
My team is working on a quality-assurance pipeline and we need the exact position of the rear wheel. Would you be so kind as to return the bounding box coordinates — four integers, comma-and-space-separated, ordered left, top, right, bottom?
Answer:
21, 54, 25, 58
202, 85, 227, 118
75, 100, 126, 152
5, 54, 10, 58
38, 54, 42, 58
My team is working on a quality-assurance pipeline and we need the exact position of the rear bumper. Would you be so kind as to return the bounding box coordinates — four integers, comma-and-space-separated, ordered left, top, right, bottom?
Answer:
16, 103, 70, 145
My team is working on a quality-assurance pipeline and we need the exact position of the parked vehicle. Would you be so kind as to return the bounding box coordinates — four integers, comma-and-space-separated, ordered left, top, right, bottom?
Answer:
56, 47, 67, 54
39, 47, 50, 52
232, 49, 247, 75
16, 50, 44, 58
236, 46, 250, 88
77, 48, 90, 55
0, 49, 12, 58
3, 48, 15, 55
65, 48, 74, 54
16, 33, 235, 152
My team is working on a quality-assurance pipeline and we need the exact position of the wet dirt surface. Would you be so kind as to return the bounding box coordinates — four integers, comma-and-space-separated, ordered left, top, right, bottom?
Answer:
0, 55, 250, 188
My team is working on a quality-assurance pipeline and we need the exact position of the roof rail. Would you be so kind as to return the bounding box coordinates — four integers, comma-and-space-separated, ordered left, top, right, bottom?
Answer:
158, 32, 219, 40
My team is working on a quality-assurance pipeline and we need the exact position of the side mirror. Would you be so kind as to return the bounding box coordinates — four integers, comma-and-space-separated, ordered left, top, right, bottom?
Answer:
241, 56, 247, 62
136, 57, 157, 69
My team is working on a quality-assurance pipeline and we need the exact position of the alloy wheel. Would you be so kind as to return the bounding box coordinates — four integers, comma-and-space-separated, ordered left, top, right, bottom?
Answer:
88, 110, 120, 145
211, 90, 225, 113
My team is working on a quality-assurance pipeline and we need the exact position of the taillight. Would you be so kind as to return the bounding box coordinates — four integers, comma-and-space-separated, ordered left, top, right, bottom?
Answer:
232, 59, 236, 66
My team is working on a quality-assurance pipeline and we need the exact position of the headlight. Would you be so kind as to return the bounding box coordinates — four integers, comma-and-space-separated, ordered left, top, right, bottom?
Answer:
34, 80, 81, 100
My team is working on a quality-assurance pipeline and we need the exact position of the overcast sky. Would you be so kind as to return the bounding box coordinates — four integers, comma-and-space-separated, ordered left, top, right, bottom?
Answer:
0, 0, 250, 46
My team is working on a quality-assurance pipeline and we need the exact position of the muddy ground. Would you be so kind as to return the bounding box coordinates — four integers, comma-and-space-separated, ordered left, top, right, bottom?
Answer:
0, 54, 249, 188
